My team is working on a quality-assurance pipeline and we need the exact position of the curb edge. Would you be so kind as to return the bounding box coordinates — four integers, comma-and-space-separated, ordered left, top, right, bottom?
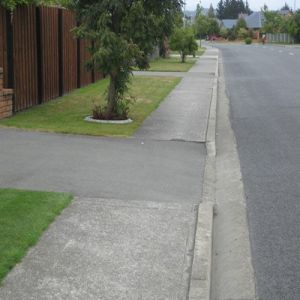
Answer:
189, 48, 219, 300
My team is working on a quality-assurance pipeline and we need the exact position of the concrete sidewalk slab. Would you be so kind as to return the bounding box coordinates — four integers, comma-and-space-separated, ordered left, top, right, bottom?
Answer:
134, 55, 216, 142
0, 129, 206, 204
0, 197, 198, 300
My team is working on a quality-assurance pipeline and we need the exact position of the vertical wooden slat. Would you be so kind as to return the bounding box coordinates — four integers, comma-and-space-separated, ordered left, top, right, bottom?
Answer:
13, 6, 38, 111
61, 10, 77, 94
40, 6, 59, 102
79, 39, 93, 87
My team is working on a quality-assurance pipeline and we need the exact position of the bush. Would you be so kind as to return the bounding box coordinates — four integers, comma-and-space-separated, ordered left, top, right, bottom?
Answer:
228, 28, 237, 41
238, 28, 249, 39
245, 37, 252, 44
220, 27, 229, 39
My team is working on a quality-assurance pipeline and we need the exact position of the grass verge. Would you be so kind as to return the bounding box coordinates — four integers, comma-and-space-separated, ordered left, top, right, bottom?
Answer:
148, 56, 197, 72
0, 189, 72, 283
0, 76, 180, 137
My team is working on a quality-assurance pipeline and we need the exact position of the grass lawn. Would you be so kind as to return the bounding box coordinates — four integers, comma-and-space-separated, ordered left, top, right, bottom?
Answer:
0, 189, 72, 283
0, 76, 180, 137
148, 56, 197, 72
148, 47, 206, 72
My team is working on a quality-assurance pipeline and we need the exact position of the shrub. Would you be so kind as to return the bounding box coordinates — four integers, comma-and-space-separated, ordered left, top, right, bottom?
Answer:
245, 37, 252, 44
228, 28, 237, 41
220, 27, 229, 39
238, 28, 249, 40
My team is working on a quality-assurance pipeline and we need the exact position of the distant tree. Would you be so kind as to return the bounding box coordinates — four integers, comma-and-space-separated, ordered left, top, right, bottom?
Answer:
235, 17, 247, 31
217, 0, 250, 19
207, 18, 220, 35
216, 0, 225, 19
170, 27, 198, 62
245, 0, 251, 14
288, 10, 300, 42
195, 2, 203, 17
208, 4, 215, 18
262, 8, 286, 33
194, 14, 209, 46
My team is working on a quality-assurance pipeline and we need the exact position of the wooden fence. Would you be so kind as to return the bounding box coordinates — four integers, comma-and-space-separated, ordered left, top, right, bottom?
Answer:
0, 5, 103, 112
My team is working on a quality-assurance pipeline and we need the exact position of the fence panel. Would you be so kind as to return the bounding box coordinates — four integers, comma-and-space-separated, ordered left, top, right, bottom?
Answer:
13, 6, 38, 111
39, 6, 59, 102
79, 39, 93, 87
0, 8, 7, 88
266, 32, 294, 44
61, 10, 77, 94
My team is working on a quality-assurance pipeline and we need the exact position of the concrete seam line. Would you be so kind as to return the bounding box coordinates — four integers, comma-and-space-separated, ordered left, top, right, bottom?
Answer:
189, 47, 219, 300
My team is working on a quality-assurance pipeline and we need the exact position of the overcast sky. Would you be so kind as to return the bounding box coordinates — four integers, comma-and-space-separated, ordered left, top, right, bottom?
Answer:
185, 0, 299, 11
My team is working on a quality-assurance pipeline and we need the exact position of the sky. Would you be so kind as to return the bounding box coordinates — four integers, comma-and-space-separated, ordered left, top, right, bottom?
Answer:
185, 0, 299, 12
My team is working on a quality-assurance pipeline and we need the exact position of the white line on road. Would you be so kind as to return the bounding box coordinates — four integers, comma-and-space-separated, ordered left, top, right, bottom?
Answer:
289, 52, 295, 55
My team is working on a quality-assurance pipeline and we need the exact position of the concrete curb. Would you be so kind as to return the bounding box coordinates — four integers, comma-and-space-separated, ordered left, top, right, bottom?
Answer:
189, 48, 219, 300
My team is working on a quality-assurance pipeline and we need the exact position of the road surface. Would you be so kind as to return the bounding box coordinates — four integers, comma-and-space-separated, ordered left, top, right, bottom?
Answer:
216, 43, 300, 300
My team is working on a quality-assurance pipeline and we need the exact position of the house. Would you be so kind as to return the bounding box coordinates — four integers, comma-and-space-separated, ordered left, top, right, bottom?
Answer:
245, 11, 265, 30
220, 12, 265, 38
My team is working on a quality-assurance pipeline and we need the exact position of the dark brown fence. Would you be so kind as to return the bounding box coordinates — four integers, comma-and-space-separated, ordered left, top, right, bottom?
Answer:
0, 8, 7, 88
0, 5, 103, 112
39, 6, 60, 102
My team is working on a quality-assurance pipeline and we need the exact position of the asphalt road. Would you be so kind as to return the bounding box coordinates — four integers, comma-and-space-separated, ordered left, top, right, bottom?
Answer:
216, 44, 300, 299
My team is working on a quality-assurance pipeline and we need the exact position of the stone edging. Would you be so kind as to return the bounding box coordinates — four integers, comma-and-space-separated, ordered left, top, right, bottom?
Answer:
84, 116, 133, 124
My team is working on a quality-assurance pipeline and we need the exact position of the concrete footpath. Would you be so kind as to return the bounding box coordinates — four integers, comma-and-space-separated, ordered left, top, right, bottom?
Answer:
0, 49, 219, 299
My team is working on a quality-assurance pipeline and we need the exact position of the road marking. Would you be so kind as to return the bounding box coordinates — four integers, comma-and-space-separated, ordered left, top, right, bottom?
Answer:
289, 52, 295, 55
279, 50, 283, 53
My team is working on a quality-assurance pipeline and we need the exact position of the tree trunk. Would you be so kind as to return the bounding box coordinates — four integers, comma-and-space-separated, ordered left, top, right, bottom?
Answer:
106, 74, 117, 119
181, 53, 186, 63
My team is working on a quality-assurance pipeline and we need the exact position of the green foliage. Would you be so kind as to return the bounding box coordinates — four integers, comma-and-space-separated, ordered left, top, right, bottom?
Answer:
262, 8, 300, 43
220, 27, 229, 38
217, 0, 251, 19
245, 37, 252, 44
235, 17, 247, 31
237, 28, 249, 39
287, 11, 300, 42
207, 18, 220, 36
228, 27, 237, 40
170, 27, 198, 63
263, 10, 286, 33
0, 0, 61, 10
70, 0, 183, 119
1, 0, 37, 10
194, 14, 209, 38
194, 14, 220, 38
207, 4, 215, 18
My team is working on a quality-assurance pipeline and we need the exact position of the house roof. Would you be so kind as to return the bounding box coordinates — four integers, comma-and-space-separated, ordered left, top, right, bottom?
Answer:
222, 19, 238, 29
221, 12, 264, 30
245, 11, 264, 29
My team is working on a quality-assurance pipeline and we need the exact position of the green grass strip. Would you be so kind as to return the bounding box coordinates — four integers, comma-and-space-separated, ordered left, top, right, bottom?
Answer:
0, 189, 72, 283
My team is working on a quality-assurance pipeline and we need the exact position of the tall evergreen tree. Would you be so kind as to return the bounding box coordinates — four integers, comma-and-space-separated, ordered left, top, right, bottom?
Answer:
216, 0, 250, 19
216, 0, 224, 19
208, 4, 215, 18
